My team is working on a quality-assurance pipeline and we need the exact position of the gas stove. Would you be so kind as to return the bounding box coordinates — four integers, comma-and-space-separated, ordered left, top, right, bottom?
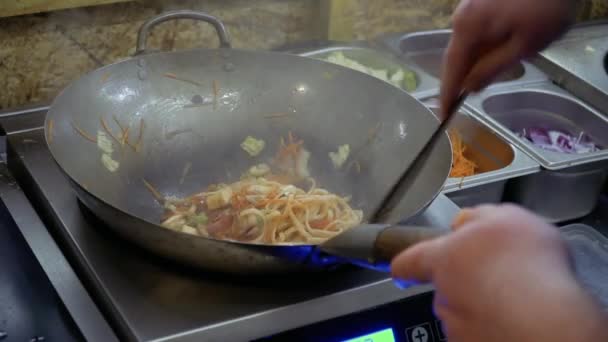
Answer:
0, 105, 459, 342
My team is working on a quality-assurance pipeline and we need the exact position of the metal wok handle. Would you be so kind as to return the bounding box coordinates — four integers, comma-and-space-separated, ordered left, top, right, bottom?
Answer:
373, 225, 448, 262
135, 10, 232, 55
319, 224, 449, 271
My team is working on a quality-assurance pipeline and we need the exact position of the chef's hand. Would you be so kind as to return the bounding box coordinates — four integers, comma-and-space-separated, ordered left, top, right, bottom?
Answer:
391, 204, 608, 342
440, 0, 574, 119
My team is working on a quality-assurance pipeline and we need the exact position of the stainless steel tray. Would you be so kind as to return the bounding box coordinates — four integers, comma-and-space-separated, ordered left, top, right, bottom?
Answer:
465, 82, 608, 170
422, 99, 539, 207
465, 82, 608, 222
534, 23, 608, 115
390, 29, 548, 97
287, 43, 426, 95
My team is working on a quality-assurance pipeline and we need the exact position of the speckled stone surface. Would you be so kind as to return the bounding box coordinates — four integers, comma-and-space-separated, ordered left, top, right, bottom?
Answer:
0, 0, 606, 109
0, 0, 318, 109
346, 0, 457, 39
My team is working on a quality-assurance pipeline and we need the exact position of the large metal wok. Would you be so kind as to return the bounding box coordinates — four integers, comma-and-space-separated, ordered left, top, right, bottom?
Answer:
44, 11, 452, 274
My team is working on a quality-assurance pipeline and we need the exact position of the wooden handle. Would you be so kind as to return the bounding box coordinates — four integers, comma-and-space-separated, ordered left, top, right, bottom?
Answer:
373, 225, 448, 262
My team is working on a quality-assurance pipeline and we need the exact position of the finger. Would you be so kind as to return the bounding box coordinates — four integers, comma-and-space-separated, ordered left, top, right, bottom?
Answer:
451, 208, 476, 230
463, 36, 524, 91
439, 32, 477, 120
391, 237, 444, 283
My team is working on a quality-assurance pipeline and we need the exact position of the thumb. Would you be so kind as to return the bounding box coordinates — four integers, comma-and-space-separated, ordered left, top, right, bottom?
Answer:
390, 237, 444, 284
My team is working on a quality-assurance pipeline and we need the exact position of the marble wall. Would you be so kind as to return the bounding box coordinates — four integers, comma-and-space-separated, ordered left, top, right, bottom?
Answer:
0, 0, 318, 109
0, 0, 606, 110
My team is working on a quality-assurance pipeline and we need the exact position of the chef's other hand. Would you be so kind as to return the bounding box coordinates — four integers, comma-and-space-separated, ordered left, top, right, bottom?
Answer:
391, 204, 608, 342
440, 0, 574, 119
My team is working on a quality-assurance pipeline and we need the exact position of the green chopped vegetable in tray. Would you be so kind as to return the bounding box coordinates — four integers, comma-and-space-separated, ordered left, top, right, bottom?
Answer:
323, 51, 417, 92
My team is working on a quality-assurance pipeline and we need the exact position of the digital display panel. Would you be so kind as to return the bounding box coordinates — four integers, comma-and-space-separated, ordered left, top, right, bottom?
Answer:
341, 328, 396, 342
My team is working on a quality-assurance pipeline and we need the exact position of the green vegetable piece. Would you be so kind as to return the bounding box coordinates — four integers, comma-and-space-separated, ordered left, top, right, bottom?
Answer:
188, 213, 208, 226
241, 136, 266, 157
403, 70, 417, 92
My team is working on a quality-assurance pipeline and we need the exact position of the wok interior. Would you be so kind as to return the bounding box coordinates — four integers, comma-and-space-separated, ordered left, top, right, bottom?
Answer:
46, 48, 451, 237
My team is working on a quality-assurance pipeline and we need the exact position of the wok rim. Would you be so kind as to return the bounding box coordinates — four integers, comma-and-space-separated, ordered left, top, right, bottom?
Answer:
43, 47, 452, 248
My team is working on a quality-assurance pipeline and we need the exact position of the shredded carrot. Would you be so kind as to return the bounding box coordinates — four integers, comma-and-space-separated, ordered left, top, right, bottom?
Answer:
135, 118, 145, 152
142, 178, 163, 203
163, 72, 204, 87
121, 126, 130, 146
448, 130, 477, 178
71, 122, 97, 143
100, 117, 122, 146
47, 119, 54, 144
274, 132, 304, 171
112, 115, 130, 146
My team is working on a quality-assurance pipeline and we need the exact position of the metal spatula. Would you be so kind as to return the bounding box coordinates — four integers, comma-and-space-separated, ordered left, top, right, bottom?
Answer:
371, 91, 468, 223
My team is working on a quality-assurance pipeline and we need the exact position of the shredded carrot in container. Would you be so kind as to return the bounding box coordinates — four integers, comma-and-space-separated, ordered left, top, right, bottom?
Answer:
448, 130, 477, 178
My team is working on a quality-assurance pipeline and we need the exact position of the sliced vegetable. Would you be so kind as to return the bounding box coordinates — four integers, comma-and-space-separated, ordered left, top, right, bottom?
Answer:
402, 70, 417, 92
187, 213, 208, 227
329, 144, 350, 169
518, 127, 600, 154
324, 51, 417, 91
181, 225, 199, 236
241, 136, 266, 157
206, 187, 233, 210
247, 163, 271, 177
97, 130, 114, 154
143, 179, 164, 203
101, 154, 119, 172
295, 148, 311, 178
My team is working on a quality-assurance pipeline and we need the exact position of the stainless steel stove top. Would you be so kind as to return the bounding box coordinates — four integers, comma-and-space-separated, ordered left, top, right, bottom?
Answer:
0, 106, 460, 341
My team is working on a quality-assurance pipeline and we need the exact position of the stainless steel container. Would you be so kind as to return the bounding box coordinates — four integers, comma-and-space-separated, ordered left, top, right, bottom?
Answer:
382, 29, 549, 98
465, 82, 608, 222
423, 99, 539, 207
285, 43, 426, 95
534, 23, 608, 112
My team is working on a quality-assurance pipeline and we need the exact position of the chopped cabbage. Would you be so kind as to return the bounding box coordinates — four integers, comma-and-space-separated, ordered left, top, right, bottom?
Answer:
206, 187, 233, 210
296, 148, 311, 178
329, 144, 350, 169
247, 163, 271, 177
187, 213, 208, 227
324, 52, 417, 91
101, 154, 119, 172
241, 136, 265, 157
97, 130, 114, 154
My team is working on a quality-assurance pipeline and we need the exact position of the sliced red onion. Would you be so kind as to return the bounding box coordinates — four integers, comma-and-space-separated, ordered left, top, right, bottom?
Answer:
518, 127, 600, 154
